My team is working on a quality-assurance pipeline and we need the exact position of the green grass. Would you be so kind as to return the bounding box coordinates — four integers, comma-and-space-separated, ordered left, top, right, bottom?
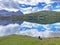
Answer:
0, 35, 60, 45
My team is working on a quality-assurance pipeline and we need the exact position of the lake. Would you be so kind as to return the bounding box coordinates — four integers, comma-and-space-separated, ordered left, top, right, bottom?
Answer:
0, 20, 60, 38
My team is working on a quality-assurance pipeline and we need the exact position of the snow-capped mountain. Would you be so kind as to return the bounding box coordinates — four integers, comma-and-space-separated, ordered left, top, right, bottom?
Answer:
0, 0, 60, 14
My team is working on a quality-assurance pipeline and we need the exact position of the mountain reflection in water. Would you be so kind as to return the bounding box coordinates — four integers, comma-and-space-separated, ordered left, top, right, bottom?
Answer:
0, 20, 23, 25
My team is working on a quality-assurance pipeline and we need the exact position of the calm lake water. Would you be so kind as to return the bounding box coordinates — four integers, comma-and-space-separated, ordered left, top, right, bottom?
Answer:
0, 20, 23, 25
0, 20, 60, 38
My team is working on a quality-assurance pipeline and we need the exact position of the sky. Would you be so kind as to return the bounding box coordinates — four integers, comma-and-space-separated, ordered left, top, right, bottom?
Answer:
0, 0, 60, 14
0, 21, 60, 38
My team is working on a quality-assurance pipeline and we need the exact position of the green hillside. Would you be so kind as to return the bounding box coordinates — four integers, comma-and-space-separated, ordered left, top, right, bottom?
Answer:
0, 35, 60, 45
22, 11, 60, 24
0, 11, 60, 24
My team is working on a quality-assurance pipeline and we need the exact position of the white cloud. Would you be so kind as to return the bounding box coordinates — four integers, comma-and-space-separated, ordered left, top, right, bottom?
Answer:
56, 6, 60, 8
17, 29, 51, 38
20, 7, 33, 14
3, 8, 19, 12
20, 7, 41, 14
53, 9, 60, 12
18, 0, 51, 5
18, 21, 51, 38
0, 0, 20, 12
0, 24, 20, 36
0, 0, 60, 14
0, 21, 60, 38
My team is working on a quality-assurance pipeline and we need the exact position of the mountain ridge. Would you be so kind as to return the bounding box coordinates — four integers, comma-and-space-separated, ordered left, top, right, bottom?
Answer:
0, 10, 23, 16
0, 11, 60, 24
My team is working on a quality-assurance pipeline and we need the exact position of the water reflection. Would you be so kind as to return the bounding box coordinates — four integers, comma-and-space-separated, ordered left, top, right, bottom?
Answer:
0, 20, 23, 25
0, 20, 60, 38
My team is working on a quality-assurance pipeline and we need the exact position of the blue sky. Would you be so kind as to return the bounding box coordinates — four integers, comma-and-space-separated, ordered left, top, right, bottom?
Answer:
18, 2, 60, 14
19, 2, 60, 10
0, 0, 60, 14
19, 2, 46, 8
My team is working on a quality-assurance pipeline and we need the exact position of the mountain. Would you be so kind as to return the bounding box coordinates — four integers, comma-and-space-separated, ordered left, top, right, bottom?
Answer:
0, 10, 23, 16
0, 35, 60, 45
0, 11, 60, 24
22, 11, 60, 24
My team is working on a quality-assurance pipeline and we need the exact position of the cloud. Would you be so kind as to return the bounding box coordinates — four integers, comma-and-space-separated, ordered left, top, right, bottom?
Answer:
0, 0, 20, 12
0, 0, 60, 14
0, 21, 60, 38
18, 29, 50, 38
0, 21, 49, 38
18, 0, 51, 5
19, 1, 60, 14
0, 24, 20, 36
19, 2, 47, 14
20, 7, 33, 14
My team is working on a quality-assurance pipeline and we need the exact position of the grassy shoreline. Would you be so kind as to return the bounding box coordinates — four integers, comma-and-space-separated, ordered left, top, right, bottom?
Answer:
0, 35, 60, 45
